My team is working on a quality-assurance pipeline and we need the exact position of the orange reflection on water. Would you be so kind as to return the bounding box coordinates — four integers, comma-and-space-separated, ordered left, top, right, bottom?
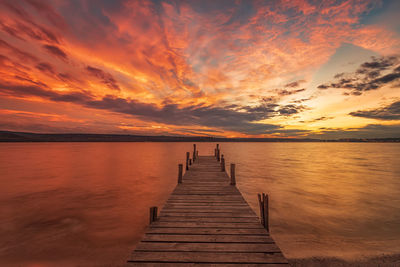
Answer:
0, 142, 399, 266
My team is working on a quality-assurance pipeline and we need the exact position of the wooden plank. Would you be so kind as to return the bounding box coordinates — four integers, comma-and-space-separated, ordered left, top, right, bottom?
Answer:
128, 263, 287, 266
147, 227, 269, 235
160, 212, 257, 218
129, 251, 288, 264
135, 242, 281, 252
158, 217, 259, 223
164, 204, 250, 208
151, 222, 263, 228
142, 234, 274, 243
161, 207, 252, 212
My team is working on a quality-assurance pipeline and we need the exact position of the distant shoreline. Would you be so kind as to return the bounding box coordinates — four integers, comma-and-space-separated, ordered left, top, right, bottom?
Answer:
1, 131, 399, 142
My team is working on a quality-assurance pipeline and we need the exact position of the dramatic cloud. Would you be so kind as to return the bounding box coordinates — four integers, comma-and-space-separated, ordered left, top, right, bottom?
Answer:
86, 66, 120, 91
310, 124, 400, 139
349, 101, 400, 120
42, 44, 68, 61
0, 0, 399, 137
318, 55, 400, 95
0, 81, 284, 134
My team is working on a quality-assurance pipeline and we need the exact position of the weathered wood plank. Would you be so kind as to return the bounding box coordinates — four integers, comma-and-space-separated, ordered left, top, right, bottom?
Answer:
142, 234, 274, 243
160, 212, 257, 218
151, 222, 264, 228
135, 242, 281, 252
146, 227, 269, 235
158, 217, 259, 223
127, 263, 287, 266
129, 251, 288, 264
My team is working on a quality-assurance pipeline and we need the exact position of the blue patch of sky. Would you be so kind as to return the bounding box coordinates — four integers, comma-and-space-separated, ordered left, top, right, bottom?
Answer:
359, 0, 400, 33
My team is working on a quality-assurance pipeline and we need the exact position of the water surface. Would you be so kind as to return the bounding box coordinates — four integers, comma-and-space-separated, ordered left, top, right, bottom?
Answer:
0, 142, 399, 266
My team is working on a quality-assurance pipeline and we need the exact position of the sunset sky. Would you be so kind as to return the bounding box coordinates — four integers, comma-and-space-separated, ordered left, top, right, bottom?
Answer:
0, 0, 399, 138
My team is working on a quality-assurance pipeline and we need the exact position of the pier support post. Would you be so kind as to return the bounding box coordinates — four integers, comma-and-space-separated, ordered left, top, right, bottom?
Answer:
221, 155, 225, 172
230, 163, 236, 185
178, 164, 183, 184
193, 144, 197, 161
149, 206, 158, 224
257, 193, 269, 232
186, 152, 190, 170
189, 159, 192, 165
217, 148, 220, 162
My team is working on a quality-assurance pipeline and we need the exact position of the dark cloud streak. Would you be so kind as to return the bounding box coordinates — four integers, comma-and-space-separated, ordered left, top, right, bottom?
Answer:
318, 55, 400, 95
349, 101, 400, 120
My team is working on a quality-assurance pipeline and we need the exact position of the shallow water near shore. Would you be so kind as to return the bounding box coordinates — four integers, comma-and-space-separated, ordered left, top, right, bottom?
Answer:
0, 142, 399, 266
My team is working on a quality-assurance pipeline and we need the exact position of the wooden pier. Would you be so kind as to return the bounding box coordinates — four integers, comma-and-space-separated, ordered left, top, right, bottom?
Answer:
128, 145, 288, 266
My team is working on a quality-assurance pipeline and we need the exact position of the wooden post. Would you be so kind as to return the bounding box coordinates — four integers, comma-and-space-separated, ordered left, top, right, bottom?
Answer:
257, 193, 269, 232
193, 144, 196, 161
186, 152, 189, 170
221, 155, 225, 172
149, 206, 158, 224
217, 148, 220, 161
258, 194, 264, 226
230, 163, 236, 185
189, 158, 192, 165
178, 164, 183, 184
214, 148, 217, 157
196, 150, 199, 159
216, 144, 219, 150
264, 194, 269, 232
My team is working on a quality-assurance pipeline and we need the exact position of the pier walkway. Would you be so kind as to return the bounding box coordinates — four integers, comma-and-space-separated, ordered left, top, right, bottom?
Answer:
128, 147, 288, 266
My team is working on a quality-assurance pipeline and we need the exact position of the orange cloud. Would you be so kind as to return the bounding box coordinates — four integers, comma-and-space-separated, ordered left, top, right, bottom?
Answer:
0, 0, 399, 138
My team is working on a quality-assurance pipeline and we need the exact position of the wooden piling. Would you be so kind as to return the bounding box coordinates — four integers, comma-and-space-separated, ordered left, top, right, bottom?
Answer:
217, 148, 220, 162
186, 152, 190, 170
221, 154, 225, 172
178, 164, 183, 184
257, 193, 269, 232
149, 206, 158, 224
193, 144, 197, 161
230, 163, 236, 185
189, 159, 192, 165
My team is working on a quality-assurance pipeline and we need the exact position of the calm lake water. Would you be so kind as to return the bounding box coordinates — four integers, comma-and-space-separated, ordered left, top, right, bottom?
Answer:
0, 142, 399, 266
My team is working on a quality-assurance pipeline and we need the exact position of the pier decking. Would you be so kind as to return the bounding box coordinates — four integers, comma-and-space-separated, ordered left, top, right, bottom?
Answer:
128, 148, 288, 266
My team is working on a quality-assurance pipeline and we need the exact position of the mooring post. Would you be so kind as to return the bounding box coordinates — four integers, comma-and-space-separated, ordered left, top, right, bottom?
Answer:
221, 154, 225, 172
149, 206, 158, 224
257, 193, 269, 232
217, 148, 220, 161
230, 163, 236, 185
189, 158, 192, 165
193, 144, 197, 161
264, 193, 269, 232
258, 194, 264, 226
178, 164, 183, 184
186, 152, 189, 170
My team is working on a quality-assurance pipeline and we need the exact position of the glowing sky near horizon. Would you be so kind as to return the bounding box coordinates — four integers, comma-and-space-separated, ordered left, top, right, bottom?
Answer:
0, 0, 399, 138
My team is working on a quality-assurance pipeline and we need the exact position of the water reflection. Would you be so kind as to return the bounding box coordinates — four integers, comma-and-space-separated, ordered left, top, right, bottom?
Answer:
0, 142, 399, 266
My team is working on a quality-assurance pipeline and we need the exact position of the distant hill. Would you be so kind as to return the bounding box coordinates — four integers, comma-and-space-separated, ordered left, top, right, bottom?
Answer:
0, 131, 398, 142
